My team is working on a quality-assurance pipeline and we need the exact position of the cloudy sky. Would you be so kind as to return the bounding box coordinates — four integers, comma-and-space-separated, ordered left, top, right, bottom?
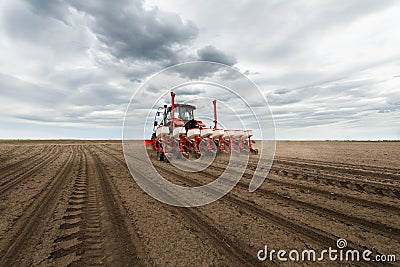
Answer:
0, 0, 399, 140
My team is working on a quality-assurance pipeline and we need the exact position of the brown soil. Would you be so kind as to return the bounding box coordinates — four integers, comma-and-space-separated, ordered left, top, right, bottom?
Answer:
0, 141, 399, 266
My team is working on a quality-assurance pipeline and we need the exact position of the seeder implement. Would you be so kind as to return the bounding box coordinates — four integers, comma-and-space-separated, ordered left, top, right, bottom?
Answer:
145, 91, 258, 161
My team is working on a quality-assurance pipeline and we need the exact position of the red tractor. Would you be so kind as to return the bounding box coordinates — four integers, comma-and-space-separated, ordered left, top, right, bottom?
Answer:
147, 91, 258, 161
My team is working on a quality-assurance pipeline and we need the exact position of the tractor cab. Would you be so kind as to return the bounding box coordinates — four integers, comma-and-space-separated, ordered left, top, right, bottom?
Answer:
153, 104, 196, 128
167, 104, 196, 127
153, 92, 205, 132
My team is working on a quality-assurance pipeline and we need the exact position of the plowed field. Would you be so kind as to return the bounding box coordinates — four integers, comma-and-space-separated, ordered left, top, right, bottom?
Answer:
0, 141, 398, 266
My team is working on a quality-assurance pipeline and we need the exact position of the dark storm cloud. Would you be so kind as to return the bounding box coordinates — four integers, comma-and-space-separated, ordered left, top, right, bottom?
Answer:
26, 0, 199, 64
273, 89, 289, 95
26, 0, 68, 22
81, 2, 197, 63
197, 45, 237, 66
175, 87, 205, 96
172, 62, 223, 80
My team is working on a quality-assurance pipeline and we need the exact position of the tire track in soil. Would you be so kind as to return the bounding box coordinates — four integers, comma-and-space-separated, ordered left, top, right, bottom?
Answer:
239, 156, 400, 178
0, 145, 52, 178
269, 169, 400, 213
191, 163, 400, 240
0, 145, 61, 195
211, 160, 400, 213
269, 165, 400, 199
0, 145, 25, 163
95, 145, 264, 267
244, 159, 400, 190
274, 156, 400, 177
0, 146, 76, 266
212, 161, 400, 214
235, 159, 400, 199
49, 146, 146, 266
48, 145, 88, 265
0, 145, 19, 156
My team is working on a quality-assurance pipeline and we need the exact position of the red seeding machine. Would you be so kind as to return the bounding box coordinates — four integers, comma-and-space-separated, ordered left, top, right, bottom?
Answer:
146, 91, 258, 161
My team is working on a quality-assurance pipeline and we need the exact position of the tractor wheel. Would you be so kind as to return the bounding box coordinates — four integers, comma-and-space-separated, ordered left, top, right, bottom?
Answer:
157, 151, 165, 161
250, 149, 258, 155
159, 152, 169, 162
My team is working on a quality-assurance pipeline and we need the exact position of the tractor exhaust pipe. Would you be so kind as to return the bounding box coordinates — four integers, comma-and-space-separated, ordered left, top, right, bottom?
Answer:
171, 91, 176, 131
171, 91, 176, 120
213, 99, 217, 129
